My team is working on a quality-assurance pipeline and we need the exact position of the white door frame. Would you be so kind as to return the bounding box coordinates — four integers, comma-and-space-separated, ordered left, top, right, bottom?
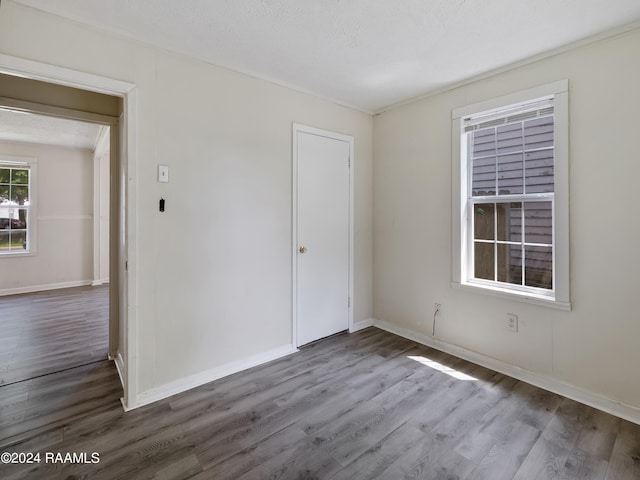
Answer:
292, 123, 354, 347
92, 126, 110, 287
0, 54, 138, 411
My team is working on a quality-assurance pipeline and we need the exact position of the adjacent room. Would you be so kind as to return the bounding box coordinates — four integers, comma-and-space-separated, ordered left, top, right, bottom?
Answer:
0, 108, 111, 385
0, 0, 639, 478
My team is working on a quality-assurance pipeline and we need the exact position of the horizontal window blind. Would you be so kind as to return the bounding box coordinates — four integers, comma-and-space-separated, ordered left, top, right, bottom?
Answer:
464, 97, 554, 132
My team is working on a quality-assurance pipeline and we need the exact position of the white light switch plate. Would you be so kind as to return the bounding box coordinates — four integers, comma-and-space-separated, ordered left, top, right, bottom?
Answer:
158, 165, 169, 183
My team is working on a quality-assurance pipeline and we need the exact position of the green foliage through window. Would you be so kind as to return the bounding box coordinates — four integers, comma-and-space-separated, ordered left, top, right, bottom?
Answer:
0, 166, 31, 253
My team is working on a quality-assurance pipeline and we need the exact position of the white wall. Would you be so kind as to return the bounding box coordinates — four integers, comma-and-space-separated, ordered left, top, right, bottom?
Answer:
0, 1, 373, 402
0, 140, 94, 293
373, 29, 640, 416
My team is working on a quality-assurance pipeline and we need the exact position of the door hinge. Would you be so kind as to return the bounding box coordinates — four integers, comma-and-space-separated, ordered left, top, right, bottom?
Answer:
348, 156, 351, 168
125, 261, 128, 271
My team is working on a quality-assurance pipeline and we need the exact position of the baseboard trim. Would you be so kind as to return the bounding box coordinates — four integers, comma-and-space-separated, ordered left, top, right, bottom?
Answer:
91, 279, 110, 287
112, 351, 126, 389
111, 351, 135, 412
135, 344, 298, 409
373, 318, 640, 426
0, 280, 93, 296
351, 318, 374, 332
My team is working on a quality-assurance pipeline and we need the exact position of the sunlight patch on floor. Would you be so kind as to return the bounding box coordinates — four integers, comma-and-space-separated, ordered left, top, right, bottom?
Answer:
407, 355, 477, 381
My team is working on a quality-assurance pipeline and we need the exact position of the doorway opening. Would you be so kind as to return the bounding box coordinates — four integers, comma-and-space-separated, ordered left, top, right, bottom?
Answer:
0, 109, 112, 385
0, 59, 137, 409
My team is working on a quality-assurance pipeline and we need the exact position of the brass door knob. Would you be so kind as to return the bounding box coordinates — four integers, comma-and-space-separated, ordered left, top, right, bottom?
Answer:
299, 246, 308, 254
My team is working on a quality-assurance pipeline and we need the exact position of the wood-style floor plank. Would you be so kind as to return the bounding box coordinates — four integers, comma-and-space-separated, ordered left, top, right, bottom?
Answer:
0, 285, 109, 386
1, 326, 640, 479
605, 420, 640, 480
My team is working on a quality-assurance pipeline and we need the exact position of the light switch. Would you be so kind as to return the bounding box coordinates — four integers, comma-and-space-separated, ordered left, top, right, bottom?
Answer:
158, 165, 169, 183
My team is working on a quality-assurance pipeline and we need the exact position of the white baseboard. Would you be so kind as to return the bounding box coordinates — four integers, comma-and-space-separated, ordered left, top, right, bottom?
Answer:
373, 318, 640, 426
112, 351, 126, 390
91, 279, 110, 286
351, 317, 374, 332
111, 351, 133, 411
135, 344, 298, 409
0, 280, 93, 296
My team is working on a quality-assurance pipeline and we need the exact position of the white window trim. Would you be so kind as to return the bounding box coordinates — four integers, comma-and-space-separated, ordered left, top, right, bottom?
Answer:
0, 155, 38, 257
451, 80, 570, 311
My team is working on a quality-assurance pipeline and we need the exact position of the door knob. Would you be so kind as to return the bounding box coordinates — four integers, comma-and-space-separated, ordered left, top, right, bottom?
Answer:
299, 246, 308, 254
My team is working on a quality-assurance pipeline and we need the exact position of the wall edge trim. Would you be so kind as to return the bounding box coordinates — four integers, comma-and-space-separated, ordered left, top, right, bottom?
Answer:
112, 351, 128, 411
351, 318, 374, 332
0, 279, 93, 296
134, 344, 298, 409
373, 318, 640, 426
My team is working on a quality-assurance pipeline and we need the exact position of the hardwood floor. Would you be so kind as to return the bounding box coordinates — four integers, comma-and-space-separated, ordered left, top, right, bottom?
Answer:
1, 327, 639, 479
0, 285, 109, 386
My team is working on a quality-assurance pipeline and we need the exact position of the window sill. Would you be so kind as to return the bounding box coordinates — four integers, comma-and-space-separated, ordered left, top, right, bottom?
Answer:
0, 251, 36, 258
452, 281, 571, 311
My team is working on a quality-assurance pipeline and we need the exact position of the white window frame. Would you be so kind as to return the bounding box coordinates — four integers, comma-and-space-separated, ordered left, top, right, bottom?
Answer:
0, 155, 38, 257
452, 80, 570, 310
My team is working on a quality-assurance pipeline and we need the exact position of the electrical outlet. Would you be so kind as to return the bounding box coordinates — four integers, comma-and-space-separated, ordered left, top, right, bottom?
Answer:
506, 313, 518, 332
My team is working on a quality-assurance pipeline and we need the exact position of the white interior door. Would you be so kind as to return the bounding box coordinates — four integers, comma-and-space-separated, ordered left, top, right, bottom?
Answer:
295, 126, 351, 346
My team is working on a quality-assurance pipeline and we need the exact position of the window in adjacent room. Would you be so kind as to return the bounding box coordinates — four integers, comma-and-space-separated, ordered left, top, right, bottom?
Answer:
452, 81, 569, 310
0, 157, 37, 255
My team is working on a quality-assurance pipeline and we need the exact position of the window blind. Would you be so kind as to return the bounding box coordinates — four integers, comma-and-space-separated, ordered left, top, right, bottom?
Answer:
464, 97, 554, 132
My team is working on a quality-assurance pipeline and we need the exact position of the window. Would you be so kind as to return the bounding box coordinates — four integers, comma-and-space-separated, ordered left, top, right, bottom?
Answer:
0, 157, 37, 255
452, 81, 569, 310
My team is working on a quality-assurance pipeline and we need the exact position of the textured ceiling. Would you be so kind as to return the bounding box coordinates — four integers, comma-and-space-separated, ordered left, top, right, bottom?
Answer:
9, 0, 640, 112
0, 109, 103, 150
